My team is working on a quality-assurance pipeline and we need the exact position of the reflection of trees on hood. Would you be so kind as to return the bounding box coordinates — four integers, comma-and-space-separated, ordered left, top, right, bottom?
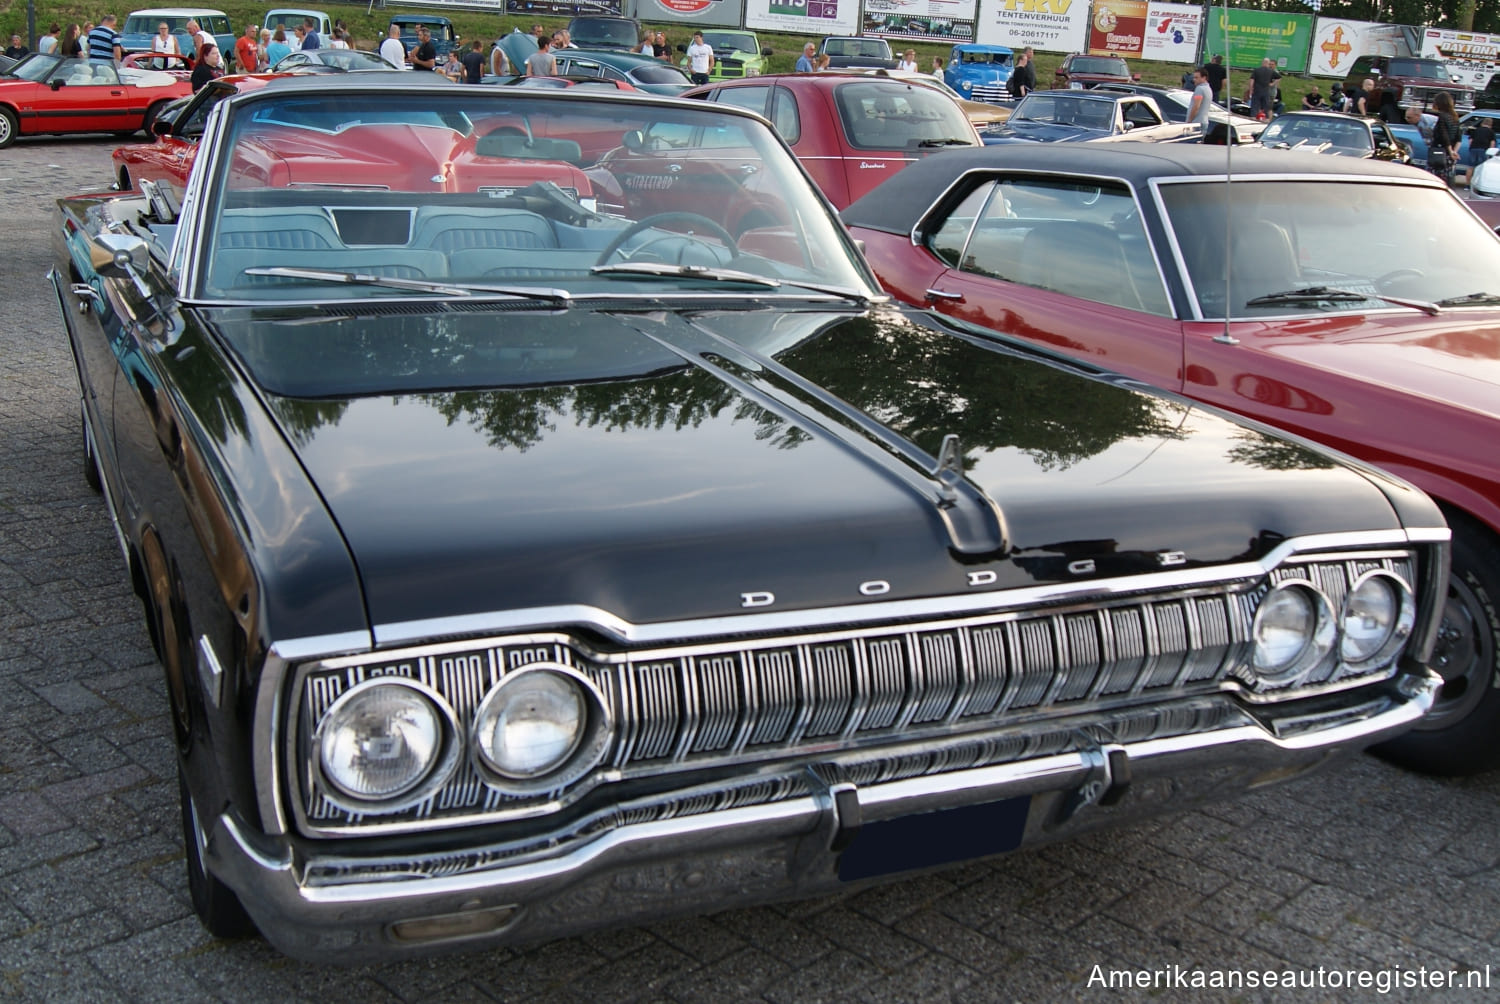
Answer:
1225, 430, 1336, 471
416, 369, 810, 454
162, 329, 252, 448
269, 399, 352, 447
774, 312, 1189, 470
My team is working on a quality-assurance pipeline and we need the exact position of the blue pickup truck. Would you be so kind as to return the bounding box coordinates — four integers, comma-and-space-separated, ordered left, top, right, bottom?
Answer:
943, 43, 1014, 104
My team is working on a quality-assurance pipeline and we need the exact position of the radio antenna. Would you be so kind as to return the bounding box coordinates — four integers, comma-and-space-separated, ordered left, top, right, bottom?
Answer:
1214, 2, 1240, 345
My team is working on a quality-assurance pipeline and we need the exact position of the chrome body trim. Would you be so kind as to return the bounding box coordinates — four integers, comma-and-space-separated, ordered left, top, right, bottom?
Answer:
371, 531, 1430, 647
210, 669, 1438, 964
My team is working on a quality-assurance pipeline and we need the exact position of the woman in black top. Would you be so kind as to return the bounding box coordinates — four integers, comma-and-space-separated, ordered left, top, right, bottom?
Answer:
1430, 92, 1461, 182
59, 24, 82, 57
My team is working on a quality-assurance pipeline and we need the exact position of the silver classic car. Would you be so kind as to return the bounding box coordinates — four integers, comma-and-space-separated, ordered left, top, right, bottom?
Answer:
52, 76, 1446, 961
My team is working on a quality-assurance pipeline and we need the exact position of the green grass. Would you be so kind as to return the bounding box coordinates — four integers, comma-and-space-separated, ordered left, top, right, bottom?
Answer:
2, 0, 1324, 105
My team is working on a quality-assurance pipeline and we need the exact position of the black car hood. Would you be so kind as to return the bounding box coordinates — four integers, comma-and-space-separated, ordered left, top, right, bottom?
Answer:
206, 304, 1408, 635
987, 120, 1101, 143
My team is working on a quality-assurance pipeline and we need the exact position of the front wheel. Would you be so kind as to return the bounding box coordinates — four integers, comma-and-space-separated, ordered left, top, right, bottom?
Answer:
1374, 516, 1500, 774
0, 108, 17, 149
177, 763, 257, 938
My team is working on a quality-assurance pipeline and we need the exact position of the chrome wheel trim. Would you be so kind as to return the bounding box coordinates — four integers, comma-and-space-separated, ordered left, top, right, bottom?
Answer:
1418, 573, 1492, 730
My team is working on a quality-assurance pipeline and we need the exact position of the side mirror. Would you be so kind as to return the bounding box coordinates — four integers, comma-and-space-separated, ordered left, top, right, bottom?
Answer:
152, 116, 174, 137
622, 129, 644, 152
49, 79, 64, 90
1121, 120, 1135, 131
761, 48, 772, 57
676, 43, 686, 53
89, 233, 151, 278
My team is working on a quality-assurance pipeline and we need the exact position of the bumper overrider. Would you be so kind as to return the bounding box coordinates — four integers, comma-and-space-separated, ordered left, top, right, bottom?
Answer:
210, 670, 1437, 963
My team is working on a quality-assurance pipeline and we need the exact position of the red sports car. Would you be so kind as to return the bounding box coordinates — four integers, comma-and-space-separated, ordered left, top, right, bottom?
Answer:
844, 143, 1500, 775
114, 75, 600, 209
0, 51, 191, 148
685, 73, 981, 209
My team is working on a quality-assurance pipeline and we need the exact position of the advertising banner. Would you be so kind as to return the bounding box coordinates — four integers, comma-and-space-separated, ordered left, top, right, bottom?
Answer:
638, 0, 745, 27
1205, 9, 1313, 72
974, 0, 1088, 54
1421, 27, 1500, 90
1308, 19, 1411, 77
863, 0, 977, 43
746, 0, 860, 36
1142, 3, 1200, 63
1086, 2, 1198, 62
504, 0, 625, 16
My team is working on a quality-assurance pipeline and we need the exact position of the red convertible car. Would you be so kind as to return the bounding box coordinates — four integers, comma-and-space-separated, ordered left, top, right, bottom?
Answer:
114, 75, 601, 210
0, 51, 191, 148
685, 73, 981, 209
845, 144, 1500, 775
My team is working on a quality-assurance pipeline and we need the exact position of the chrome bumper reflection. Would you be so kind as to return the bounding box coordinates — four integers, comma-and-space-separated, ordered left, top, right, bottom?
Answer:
210, 672, 1437, 963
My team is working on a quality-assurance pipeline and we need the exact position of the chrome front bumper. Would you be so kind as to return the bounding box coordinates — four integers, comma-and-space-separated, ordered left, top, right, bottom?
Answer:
209, 671, 1438, 963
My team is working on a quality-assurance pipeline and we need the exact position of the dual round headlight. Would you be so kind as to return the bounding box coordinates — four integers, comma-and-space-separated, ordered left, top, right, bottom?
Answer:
471, 665, 610, 792
313, 665, 611, 810
1250, 573, 1413, 688
314, 679, 462, 811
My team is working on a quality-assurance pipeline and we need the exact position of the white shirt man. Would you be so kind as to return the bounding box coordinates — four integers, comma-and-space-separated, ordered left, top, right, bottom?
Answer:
379, 25, 406, 68
686, 32, 713, 83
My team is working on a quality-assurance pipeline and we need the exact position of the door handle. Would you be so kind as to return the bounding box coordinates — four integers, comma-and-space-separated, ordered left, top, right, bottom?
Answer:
70, 282, 103, 313
925, 288, 964, 302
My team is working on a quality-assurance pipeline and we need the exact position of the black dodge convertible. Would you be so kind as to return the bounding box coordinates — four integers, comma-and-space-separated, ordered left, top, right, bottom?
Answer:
51, 76, 1447, 961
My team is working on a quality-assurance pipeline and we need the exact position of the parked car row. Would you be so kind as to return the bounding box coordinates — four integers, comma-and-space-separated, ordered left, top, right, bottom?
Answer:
56, 74, 1455, 965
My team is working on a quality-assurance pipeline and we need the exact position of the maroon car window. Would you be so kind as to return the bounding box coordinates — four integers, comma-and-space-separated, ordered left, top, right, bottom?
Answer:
714, 85, 770, 118
770, 88, 800, 144
952, 177, 1172, 316
833, 81, 974, 151
929, 182, 994, 268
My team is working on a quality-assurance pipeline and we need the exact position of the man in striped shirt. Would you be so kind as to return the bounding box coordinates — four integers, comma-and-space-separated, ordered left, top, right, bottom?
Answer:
87, 14, 122, 63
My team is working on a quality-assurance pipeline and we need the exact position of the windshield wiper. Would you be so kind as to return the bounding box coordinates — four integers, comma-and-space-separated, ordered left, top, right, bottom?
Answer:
1435, 291, 1500, 307
242, 266, 570, 304
1245, 285, 1440, 316
591, 263, 877, 306
590, 262, 782, 287
917, 138, 975, 147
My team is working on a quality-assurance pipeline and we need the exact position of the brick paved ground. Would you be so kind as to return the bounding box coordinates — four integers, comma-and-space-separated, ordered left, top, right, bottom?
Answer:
1, 135, 1497, 1003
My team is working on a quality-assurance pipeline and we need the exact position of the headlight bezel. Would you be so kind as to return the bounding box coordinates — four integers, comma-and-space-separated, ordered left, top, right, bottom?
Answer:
1251, 580, 1337, 687
469, 662, 612, 795
311, 677, 463, 813
1340, 569, 1416, 668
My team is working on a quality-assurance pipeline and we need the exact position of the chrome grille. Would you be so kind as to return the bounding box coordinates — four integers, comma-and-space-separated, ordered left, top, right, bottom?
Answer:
970, 85, 1008, 103
290, 551, 1416, 835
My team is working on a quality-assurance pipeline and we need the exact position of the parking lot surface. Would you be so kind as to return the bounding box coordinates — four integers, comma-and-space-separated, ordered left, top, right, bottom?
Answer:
1, 135, 1498, 1003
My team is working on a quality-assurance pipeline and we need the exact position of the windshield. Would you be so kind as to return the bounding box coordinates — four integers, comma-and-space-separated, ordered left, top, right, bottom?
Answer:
8, 53, 60, 81
833, 80, 976, 150
704, 32, 757, 53
1160, 179, 1500, 317
195, 89, 874, 303
1389, 59, 1452, 80
1069, 57, 1129, 76
1259, 115, 1370, 154
1012, 93, 1115, 130
959, 50, 1009, 65
571, 19, 637, 48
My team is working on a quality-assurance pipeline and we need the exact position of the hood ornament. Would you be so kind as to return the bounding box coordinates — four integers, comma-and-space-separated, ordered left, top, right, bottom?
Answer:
932, 434, 964, 503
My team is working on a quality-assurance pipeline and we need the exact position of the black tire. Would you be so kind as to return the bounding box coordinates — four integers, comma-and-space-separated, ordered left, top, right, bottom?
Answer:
1375, 514, 1500, 774
177, 763, 257, 939
0, 107, 16, 149
81, 402, 103, 493
141, 100, 168, 138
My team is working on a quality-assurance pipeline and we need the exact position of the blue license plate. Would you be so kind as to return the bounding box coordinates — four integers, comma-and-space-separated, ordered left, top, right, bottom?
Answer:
837, 796, 1030, 882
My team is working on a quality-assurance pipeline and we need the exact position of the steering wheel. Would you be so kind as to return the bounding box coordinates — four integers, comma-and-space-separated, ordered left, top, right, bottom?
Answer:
1375, 267, 1426, 291
596, 212, 739, 266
